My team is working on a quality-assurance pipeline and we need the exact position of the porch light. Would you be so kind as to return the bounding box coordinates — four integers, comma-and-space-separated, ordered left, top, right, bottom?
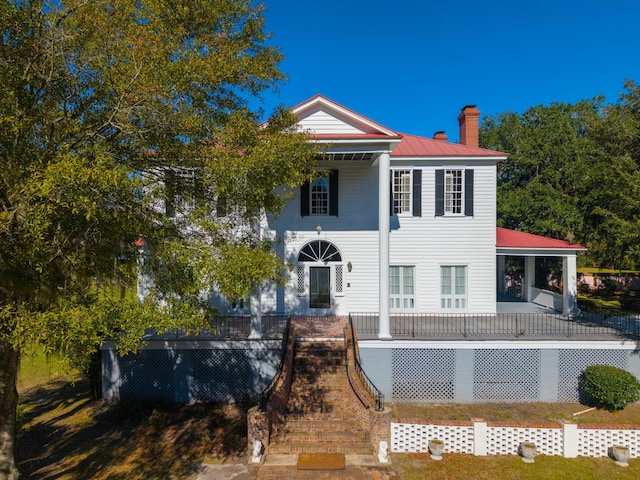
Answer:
316, 224, 322, 235
347, 261, 352, 272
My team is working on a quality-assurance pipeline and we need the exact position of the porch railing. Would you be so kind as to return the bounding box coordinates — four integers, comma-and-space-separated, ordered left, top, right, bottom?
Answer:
350, 311, 640, 339
166, 314, 290, 340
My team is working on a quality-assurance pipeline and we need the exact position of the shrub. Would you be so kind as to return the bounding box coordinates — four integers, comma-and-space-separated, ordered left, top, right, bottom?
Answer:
581, 365, 640, 412
601, 277, 621, 293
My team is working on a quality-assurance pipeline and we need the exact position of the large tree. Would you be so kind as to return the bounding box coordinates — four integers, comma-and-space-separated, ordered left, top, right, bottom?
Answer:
480, 80, 640, 269
0, 1, 316, 477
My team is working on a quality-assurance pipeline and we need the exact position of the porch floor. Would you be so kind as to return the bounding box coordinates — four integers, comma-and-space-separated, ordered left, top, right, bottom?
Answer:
497, 293, 559, 314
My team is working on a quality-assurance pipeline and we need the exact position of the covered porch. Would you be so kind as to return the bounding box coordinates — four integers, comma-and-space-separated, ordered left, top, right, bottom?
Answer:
496, 227, 587, 315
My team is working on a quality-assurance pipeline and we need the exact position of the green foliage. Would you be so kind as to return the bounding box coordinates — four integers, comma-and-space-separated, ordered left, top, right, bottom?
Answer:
581, 365, 640, 412
481, 79, 640, 270
0, 0, 316, 359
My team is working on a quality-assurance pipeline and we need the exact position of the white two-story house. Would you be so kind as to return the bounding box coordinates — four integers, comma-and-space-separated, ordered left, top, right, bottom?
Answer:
228, 95, 584, 335
106, 95, 612, 406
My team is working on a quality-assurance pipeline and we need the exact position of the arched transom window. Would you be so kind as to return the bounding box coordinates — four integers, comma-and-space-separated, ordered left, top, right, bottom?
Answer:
297, 240, 342, 263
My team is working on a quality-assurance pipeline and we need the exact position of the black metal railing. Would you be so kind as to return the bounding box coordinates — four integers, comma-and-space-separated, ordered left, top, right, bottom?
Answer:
259, 316, 293, 412
350, 312, 640, 339
166, 314, 290, 340
345, 319, 384, 411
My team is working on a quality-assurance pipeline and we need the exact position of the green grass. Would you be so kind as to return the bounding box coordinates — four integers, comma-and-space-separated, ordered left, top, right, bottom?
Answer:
394, 453, 639, 479
578, 267, 640, 275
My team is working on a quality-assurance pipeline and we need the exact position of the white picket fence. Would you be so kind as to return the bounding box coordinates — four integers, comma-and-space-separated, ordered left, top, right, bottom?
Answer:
391, 420, 640, 458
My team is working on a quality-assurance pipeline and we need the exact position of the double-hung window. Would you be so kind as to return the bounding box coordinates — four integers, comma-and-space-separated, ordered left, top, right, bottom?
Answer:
301, 170, 339, 216
391, 169, 422, 216
390, 266, 415, 311
165, 167, 197, 217
310, 176, 329, 215
435, 169, 474, 217
445, 170, 463, 214
393, 170, 412, 214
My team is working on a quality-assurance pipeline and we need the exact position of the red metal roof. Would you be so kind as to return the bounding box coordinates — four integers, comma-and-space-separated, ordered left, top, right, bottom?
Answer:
496, 227, 587, 250
292, 95, 507, 158
392, 133, 507, 158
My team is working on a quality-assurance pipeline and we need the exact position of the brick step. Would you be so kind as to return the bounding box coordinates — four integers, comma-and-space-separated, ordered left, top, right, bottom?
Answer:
285, 404, 353, 415
293, 357, 345, 368
288, 392, 351, 403
275, 418, 367, 435
281, 411, 357, 422
267, 440, 373, 455
272, 429, 370, 445
289, 379, 350, 390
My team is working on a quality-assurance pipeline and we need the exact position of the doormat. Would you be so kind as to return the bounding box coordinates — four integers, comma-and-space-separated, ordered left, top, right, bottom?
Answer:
297, 453, 345, 470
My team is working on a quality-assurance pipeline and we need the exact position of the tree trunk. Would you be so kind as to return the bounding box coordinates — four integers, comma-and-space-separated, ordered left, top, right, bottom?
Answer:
0, 341, 19, 480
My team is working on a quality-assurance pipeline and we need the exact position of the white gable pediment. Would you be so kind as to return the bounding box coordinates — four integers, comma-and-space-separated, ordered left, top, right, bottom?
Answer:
291, 95, 397, 136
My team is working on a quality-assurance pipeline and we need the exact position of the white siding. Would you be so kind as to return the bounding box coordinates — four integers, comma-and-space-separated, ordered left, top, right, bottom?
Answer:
297, 108, 375, 135
389, 162, 497, 313
263, 159, 498, 315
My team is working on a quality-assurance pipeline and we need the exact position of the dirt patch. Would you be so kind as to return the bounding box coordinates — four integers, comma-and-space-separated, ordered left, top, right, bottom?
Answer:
17, 379, 250, 479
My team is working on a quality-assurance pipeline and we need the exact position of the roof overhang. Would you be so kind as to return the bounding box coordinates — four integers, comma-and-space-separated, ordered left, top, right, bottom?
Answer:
496, 227, 587, 256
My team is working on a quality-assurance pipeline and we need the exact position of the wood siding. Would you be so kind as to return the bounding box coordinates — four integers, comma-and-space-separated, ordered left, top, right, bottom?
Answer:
263, 160, 498, 315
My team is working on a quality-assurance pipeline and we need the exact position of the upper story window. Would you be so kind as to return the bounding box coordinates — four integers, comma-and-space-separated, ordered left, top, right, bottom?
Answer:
435, 169, 474, 217
301, 170, 339, 217
445, 169, 463, 214
393, 170, 412, 214
391, 169, 422, 217
311, 176, 329, 215
165, 167, 197, 217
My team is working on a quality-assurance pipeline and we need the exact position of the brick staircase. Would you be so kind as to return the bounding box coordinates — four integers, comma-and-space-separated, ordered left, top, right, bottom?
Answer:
267, 340, 373, 455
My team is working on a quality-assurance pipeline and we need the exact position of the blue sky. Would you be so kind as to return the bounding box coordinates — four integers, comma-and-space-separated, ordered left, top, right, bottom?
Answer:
257, 0, 640, 142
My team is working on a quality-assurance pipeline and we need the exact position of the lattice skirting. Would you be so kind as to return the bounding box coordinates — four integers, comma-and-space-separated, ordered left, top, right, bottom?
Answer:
102, 345, 279, 402
374, 346, 639, 403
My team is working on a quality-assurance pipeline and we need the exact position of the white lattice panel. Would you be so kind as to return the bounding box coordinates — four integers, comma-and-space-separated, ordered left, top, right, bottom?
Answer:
473, 349, 541, 401
577, 429, 640, 458
392, 349, 455, 401
558, 349, 627, 402
335, 265, 343, 293
485, 426, 563, 456
391, 422, 474, 454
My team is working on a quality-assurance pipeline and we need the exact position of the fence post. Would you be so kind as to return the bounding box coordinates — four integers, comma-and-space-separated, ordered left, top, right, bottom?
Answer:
473, 418, 487, 456
562, 420, 578, 458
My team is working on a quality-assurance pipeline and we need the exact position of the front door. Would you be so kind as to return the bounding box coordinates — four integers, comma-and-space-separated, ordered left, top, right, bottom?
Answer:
309, 266, 331, 309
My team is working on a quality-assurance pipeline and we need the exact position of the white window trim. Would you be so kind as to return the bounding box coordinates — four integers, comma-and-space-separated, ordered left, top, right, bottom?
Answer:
390, 265, 416, 312
444, 169, 464, 216
440, 264, 468, 312
310, 175, 329, 216
392, 168, 413, 216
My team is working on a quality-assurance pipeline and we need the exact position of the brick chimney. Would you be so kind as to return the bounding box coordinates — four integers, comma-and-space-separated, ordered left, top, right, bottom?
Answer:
458, 105, 480, 147
433, 131, 448, 141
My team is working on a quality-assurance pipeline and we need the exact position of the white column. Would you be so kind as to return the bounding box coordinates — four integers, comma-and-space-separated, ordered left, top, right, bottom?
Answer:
563, 254, 578, 314
378, 152, 391, 339
524, 256, 535, 302
249, 287, 262, 339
